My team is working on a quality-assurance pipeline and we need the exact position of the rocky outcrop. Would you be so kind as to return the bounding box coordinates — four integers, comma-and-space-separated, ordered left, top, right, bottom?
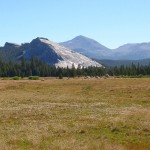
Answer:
0, 37, 102, 68
4, 42, 20, 48
21, 37, 102, 68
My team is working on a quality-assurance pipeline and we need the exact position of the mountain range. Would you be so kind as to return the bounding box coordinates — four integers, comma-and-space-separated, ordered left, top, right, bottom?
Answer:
0, 37, 102, 68
60, 35, 150, 60
1, 35, 150, 68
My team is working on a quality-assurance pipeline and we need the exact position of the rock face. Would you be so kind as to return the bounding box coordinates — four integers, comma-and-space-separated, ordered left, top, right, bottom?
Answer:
23, 38, 62, 65
22, 37, 102, 68
60, 35, 111, 59
0, 38, 102, 68
0, 37, 102, 68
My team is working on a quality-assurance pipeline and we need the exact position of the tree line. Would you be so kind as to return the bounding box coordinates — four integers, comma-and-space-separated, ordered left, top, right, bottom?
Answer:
0, 57, 150, 78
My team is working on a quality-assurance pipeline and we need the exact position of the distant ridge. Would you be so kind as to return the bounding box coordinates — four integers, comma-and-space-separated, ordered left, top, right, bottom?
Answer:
1, 36, 150, 67
112, 43, 150, 60
60, 35, 150, 60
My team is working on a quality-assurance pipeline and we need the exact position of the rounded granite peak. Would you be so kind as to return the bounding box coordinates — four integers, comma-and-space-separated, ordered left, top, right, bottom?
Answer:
30, 37, 50, 45
32, 37, 49, 42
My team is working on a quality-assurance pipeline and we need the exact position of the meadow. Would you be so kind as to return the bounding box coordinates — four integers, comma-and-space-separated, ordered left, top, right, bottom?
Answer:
0, 78, 150, 150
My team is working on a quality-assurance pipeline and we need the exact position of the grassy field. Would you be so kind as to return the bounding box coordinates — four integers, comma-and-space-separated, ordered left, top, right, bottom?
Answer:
0, 78, 150, 150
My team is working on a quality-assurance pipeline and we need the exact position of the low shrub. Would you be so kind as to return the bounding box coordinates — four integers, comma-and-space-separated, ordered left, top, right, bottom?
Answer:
59, 73, 63, 79
12, 76, 20, 80
28, 76, 39, 80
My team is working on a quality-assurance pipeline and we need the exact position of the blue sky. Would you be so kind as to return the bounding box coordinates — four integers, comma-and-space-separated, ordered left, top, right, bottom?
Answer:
0, 0, 150, 48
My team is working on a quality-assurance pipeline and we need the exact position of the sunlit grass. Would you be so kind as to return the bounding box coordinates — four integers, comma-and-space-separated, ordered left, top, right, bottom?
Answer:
0, 78, 150, 150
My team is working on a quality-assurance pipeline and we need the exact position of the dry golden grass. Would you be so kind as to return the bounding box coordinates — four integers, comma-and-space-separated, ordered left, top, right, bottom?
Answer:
0, 78, 150, 150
